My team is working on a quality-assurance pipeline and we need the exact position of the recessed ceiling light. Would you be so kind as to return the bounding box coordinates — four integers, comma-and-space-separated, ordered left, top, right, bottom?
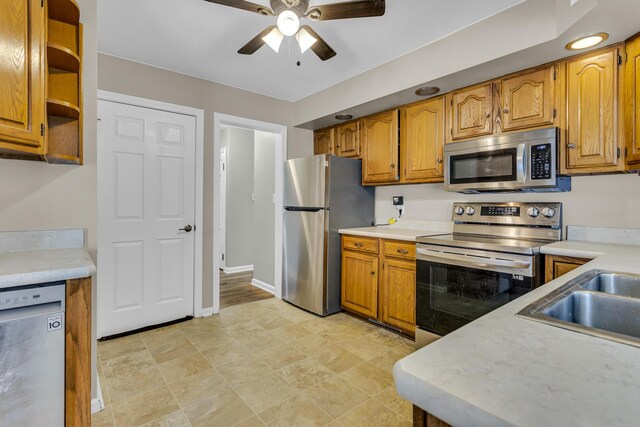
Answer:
415, 86, 440, 97
335, 114, 353, 121
566, 33, 609, 50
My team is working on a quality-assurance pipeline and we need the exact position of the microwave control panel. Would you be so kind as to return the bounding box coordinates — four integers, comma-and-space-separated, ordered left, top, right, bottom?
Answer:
530, 143, 552, 180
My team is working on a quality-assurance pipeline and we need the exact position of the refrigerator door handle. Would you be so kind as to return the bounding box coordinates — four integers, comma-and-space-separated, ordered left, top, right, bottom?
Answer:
284, 207, 324, 212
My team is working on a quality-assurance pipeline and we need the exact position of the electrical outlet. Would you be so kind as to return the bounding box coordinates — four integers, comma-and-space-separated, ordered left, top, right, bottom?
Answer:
393, 196, 404, 206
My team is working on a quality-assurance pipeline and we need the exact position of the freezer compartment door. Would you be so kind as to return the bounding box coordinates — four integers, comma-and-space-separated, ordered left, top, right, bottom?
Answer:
283, 209, 327, 315
284, 155, 328, 208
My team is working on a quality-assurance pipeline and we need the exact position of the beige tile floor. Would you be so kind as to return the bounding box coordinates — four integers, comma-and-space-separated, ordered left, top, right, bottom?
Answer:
92, 298, 415, 427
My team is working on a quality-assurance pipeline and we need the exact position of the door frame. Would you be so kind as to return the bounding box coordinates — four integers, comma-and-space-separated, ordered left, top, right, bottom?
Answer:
96, 90, 206, 323
219, 147, 226, 270
213, 113, 287, 314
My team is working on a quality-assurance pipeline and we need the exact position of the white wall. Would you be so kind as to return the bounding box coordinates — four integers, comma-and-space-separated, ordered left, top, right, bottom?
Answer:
222, 126, 255, 269
253, 132, 277, 287
375, 174, 640, 232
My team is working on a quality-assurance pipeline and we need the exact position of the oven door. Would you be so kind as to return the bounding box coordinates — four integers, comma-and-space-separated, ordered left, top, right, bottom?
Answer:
416, 244, 538, 336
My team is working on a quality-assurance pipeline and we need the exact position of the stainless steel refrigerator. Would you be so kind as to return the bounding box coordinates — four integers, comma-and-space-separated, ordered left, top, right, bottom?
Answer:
283, 154, 375, 316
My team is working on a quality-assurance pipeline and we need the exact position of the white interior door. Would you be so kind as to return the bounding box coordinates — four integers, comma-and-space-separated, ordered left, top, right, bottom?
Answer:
219, 148, 226, 268
97, 100, 196, 337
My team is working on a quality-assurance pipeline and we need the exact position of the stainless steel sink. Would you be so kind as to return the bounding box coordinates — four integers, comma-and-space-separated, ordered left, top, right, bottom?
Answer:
518, 270, 640, 347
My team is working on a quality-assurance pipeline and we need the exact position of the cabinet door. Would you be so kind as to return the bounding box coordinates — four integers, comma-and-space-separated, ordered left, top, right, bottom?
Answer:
566, 49, 621, 171
502, 66, 555, 131
341, 250, 378, 319
335, 121, 360, 158
450, 83, 493, 140
380, 257, 416, 334
0, 0, 45, 153
626, 35, 640, 166
545, 255, 589, 283
314, 128, 334, 155
362, 110, 399, 184
401, 98, 445, 183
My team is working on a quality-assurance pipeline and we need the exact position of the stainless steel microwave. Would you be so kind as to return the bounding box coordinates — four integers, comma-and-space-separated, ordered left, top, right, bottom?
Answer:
444, 128, 570, 193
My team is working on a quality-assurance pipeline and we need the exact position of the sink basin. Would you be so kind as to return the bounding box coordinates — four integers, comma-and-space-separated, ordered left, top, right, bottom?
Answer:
518, 270, 640, 347
579, 272, 640, 298
541, 290, 640, 339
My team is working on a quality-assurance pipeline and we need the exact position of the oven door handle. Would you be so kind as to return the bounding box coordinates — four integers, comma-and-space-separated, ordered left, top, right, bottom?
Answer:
417, 249, 531, 270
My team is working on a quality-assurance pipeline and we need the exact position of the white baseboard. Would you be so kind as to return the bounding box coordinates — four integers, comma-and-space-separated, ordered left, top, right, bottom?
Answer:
195, 307, 214, 317
91, 376, 106, 414
223, 264, 254, 274
251, 278, 275, 294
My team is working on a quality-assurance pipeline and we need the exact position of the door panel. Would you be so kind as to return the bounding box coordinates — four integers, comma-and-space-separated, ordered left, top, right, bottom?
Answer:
401, 98, 445, 183
98, 101, 196, 337
502, 67, 555, 131
335, 121, 359, 157
626, 36, 640, 166
381, 257, 416, 333
341, 250, 378, 319
284, 155, 327, 208
283, 209, 326, 315
566, 49, 620, 170
314, 128, 334, 155
362, 110, 399, 184
0, 0, 44, 152
451, 84, 493, 140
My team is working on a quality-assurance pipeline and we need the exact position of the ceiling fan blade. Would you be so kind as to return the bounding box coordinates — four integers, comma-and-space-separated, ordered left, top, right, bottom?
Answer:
305, 0, 385, 21
300, 25, 336, 61
204, 0, 274, 16
238, 26, 277, 55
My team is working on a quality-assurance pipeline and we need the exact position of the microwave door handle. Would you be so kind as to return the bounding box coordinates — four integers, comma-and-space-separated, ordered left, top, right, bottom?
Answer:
417, 249, 531, 270
517, 143, 527, 184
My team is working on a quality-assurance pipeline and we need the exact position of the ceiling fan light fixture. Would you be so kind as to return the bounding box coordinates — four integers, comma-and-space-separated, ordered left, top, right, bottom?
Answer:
262, 27, 284, 53
296, 27, 317, 53
566, 33, 609, 50
277, 10, 300, 37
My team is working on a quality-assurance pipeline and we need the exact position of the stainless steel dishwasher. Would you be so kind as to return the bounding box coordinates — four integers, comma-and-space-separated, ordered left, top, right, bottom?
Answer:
0, 282, 66, 427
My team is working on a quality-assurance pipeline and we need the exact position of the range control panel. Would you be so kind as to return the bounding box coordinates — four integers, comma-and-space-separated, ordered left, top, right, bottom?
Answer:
530, 143, 552, 180
452, 202, 562, 228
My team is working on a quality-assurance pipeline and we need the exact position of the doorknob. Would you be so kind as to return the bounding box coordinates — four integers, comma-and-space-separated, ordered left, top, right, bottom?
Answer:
179, 225, 193, 232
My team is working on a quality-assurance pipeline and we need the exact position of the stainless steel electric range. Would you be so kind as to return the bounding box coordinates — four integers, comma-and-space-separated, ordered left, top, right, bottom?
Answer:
415, 202, 562, 347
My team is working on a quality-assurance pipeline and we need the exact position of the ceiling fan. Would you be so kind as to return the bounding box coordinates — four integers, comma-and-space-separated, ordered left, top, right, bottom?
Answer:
204, 0, 386, 61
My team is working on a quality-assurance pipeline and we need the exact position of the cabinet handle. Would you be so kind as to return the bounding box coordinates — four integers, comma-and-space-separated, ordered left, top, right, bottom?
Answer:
397, 248, 409, 255
354, 242, 364, 248
567, 143, 576, 149
371, 271, 376, 276
437, 158, 443, 164
503, 108, 510, 114
390, 164, 395, 169
485, 113, 491, 118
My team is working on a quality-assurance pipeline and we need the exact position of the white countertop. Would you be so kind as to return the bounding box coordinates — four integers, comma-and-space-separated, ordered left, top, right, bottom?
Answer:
394, 240, 640, 427
339, 220, 452, 242
0, 248, 96, 290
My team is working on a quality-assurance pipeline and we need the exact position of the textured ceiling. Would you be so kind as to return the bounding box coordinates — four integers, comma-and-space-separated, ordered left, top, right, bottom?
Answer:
97, 0, 524, 101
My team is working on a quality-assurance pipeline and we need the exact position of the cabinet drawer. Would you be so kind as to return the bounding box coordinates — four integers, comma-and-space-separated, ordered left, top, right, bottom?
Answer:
342, 236, 379, 254
383, 240, 416, 260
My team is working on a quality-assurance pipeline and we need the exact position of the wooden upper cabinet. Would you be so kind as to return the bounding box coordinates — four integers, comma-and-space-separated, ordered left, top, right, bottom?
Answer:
380, 257, 416, 334
0, 0, 45, 154
361, 110, 399, 185
314, 128, 334, 155
502, 66, 556, 131
626, 35, 640, 166
335, 121, 360, 158
341, 249, 378, 319
565, 48, 622, 172
450, 83, 493, 141
401, 97, 445, 183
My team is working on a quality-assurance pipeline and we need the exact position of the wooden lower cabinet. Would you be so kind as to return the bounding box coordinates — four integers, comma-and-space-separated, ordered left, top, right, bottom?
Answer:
545, 255, 590, 282
341, 249, 378, 319
380, 257, 416, 333
341, 236, 416, 335
413, 406, 452, 427
65, 276, 92, 427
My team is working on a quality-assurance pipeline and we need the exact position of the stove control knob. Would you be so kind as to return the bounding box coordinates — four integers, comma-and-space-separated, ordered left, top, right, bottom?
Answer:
527, 207, 540, 218
454, 206, 465, 216
542, 207, 556, 218
466, 207, 476, 216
